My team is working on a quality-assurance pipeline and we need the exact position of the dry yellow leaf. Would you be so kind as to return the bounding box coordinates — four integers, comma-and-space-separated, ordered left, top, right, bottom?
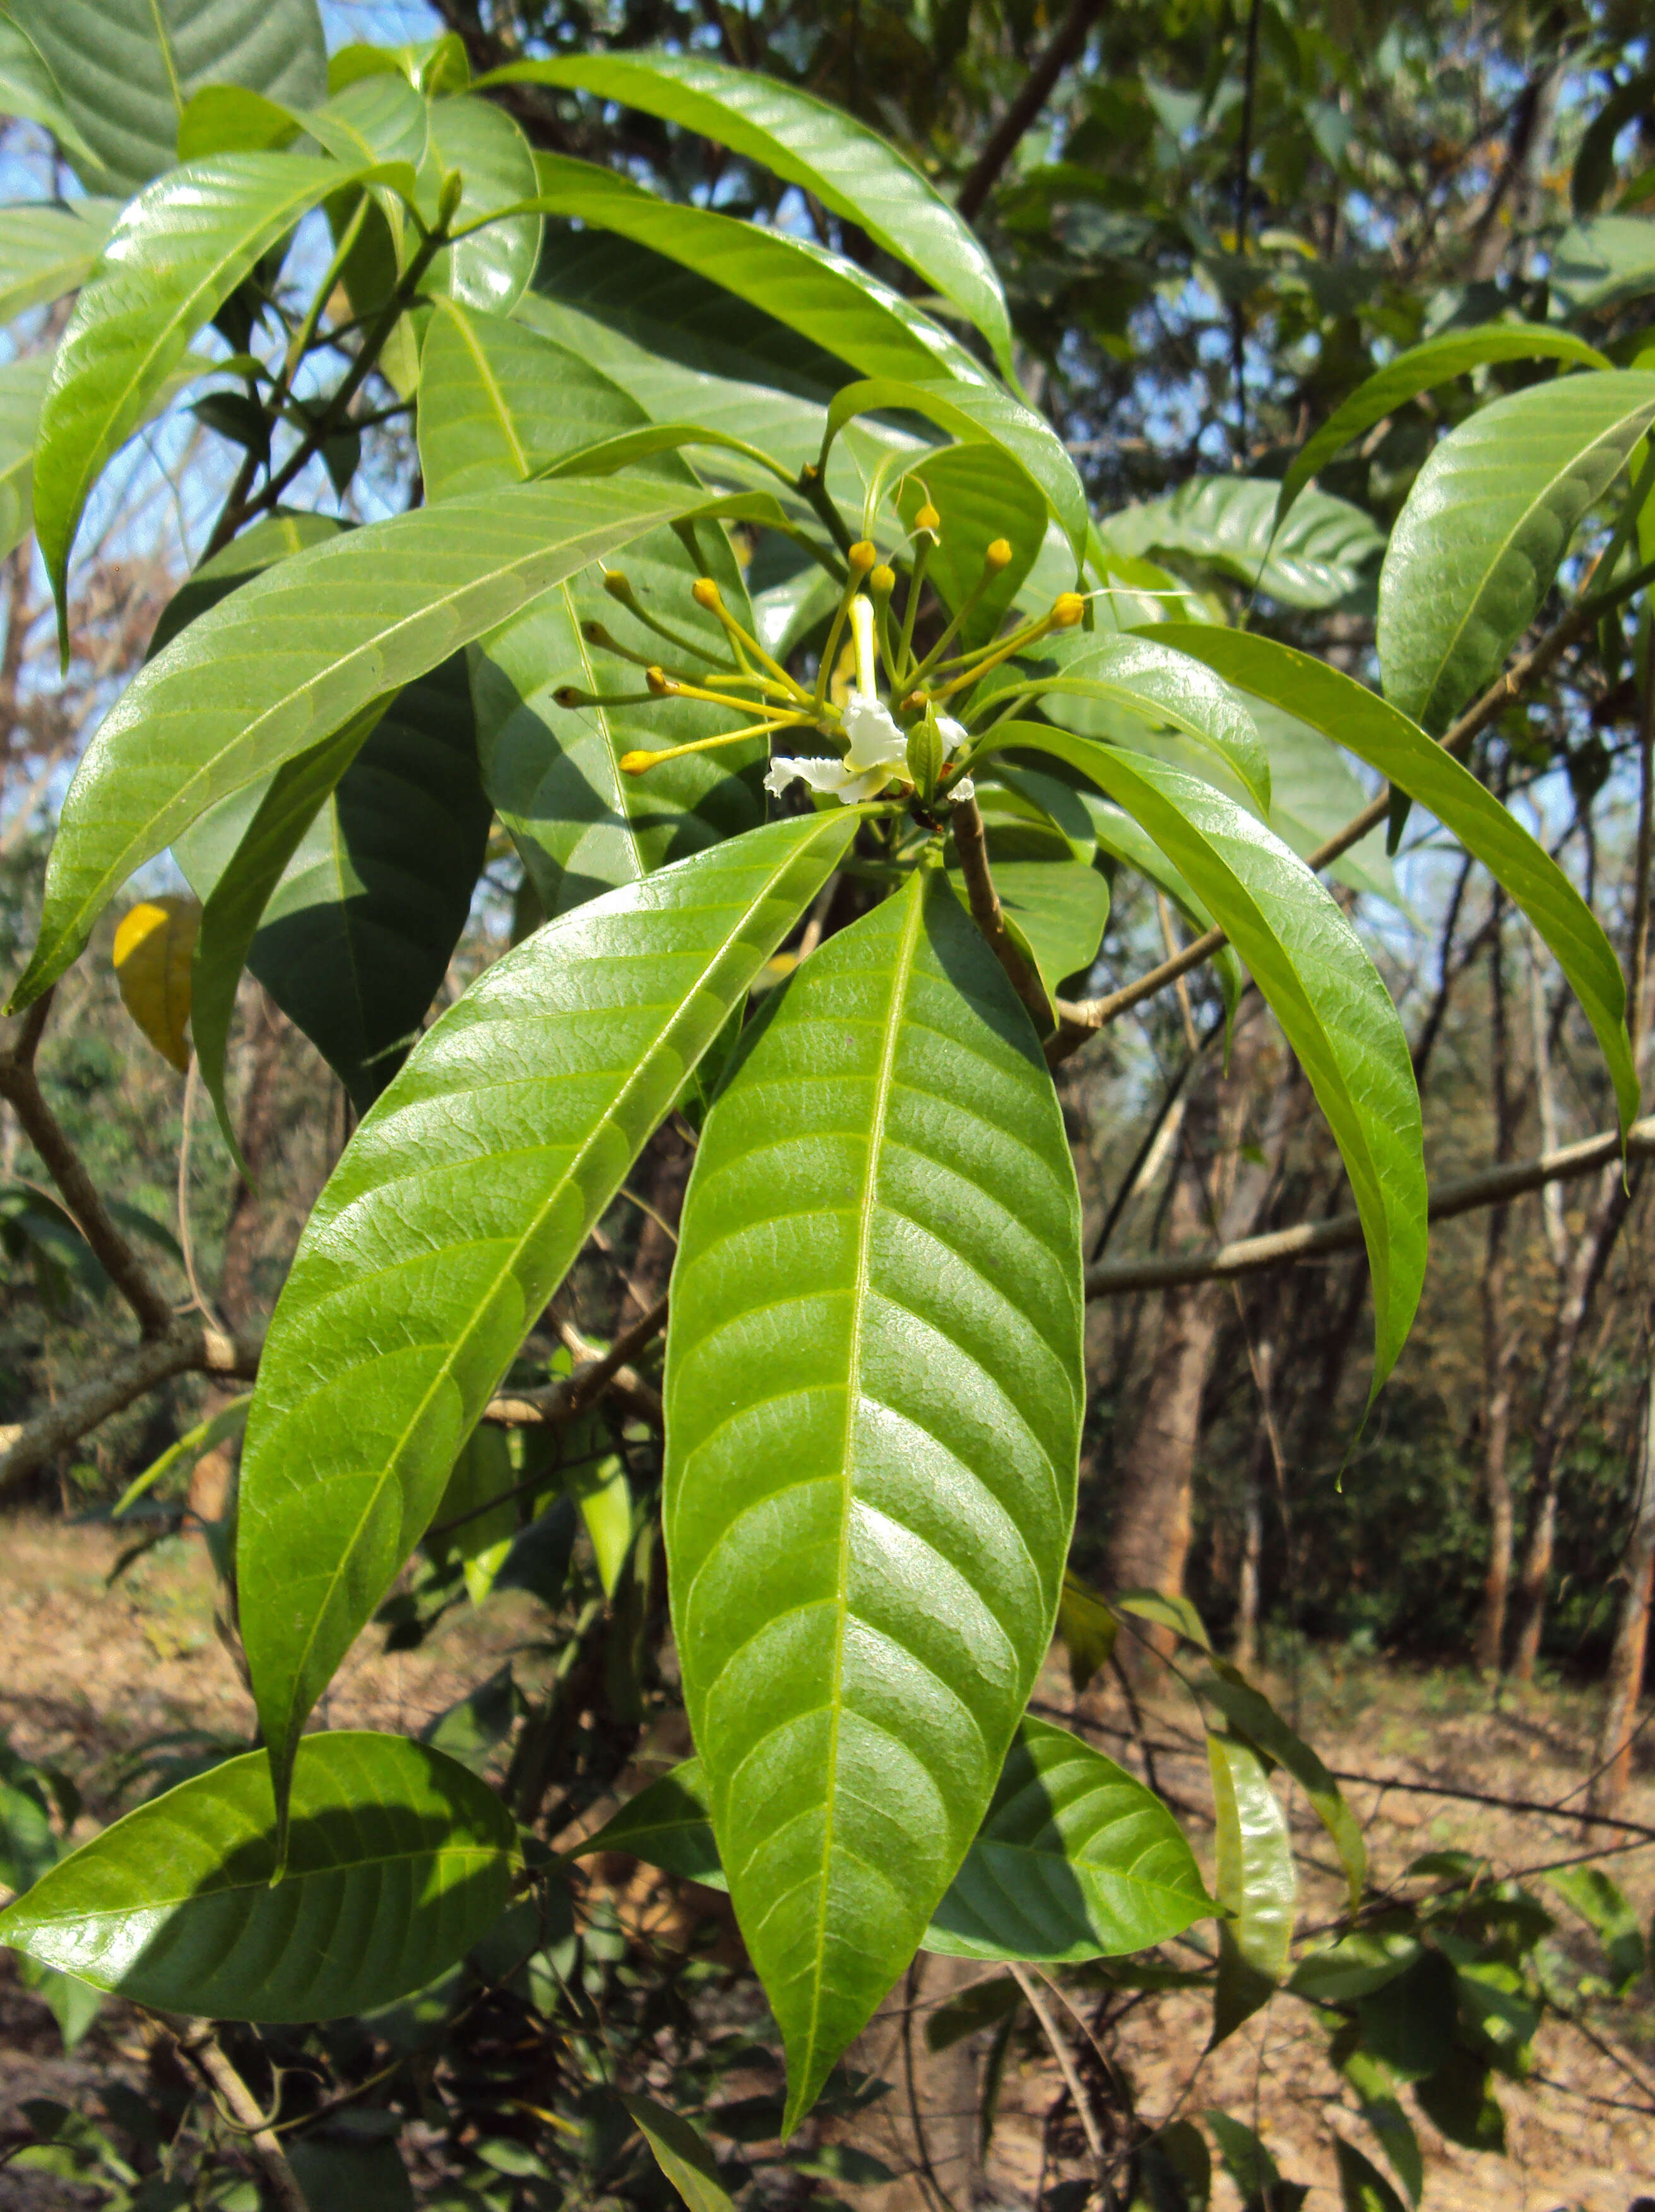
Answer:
112, 895, 200, 1073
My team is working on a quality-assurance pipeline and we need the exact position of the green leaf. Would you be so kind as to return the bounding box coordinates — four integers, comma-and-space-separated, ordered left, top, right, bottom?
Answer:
576, 1759, 725, 1888
33, 152, 374, 639
1204, 2112, 1306, 2212
1333, 2138, 1405, 2212
1355, 1949, 1457, 2080
148, 507, 343, 656
0, 198, 116, 322
9, 474, 740, 1011
479, 51, 1013, 377
193, 660, 493, 1118
1207, 1735, 1295, 2043
1151, 627, 1639, 1134
288, 2138, 415, 2212
239, 811, 858, 1809
950, 855, 1110, 1004
1202, 1665, 1364, 1913
1377, 369, 1655, 732
1067, 787, 1247, 1016
418, 301, 766, 915
974, 631, 1272, 814
1106, 479, 1383, 609
1549, 213, 1655, 318
184, 701, 389, 1153
422, 93, 540, 316
526, 152, 985, 389
924, 1972, 1021, 2050
623, 2095, 735, 2212
579, 1715, 1206, 1971
921, 1716, 1209, 1963
1573, 74, 1655, 216
6, 0, 326, 196
1136, 2119, 1212, 2211
0, 12, 94, 163
665, 867, 1083, 2127
824, 376, 1086, 566
1548, 1864, 1646, 1991
981, 728, 1426, 1389
898, 443, 1045, 648
428, 1431, 518, 1609
1411, 2050, 1504, 2152
1339, 2049, 1421, 2208
0, 1731, 516, 2021
1275, 328, 1610, 530
1055, 1571, 1118, 1694
111, 1396, 252, 1519
0, 351, 48, 562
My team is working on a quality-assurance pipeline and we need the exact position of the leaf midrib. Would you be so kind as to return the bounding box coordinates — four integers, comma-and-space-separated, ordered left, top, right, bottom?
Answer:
276, 820, 843, 1764
1411, 388, 1655, 719
795, 871, 925, 2109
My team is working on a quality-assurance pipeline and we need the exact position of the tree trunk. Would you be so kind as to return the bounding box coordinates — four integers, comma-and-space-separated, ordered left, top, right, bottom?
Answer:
1587, 1372, 1655, 1819
1474, 913, 1517, 1677
1508, 1162, 1638, 1683
1104, 1016, 1298, 1654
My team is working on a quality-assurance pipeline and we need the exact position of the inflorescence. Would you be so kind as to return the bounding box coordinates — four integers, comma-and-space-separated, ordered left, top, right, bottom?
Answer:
556, 502, 1086, 814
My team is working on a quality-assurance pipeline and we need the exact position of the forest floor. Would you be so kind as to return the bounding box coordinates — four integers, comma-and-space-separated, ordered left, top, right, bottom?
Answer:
0, 1514, 1652, 2211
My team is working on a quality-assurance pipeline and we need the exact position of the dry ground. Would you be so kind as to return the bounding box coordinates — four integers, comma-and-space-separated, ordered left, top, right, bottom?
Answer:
1, 1514, 1652, 2210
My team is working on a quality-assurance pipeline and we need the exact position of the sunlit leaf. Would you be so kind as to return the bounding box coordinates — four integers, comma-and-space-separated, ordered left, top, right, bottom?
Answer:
111, 895, 198, 1074
1208, 1734, 1295, 2044
665, 868, 1083, 2126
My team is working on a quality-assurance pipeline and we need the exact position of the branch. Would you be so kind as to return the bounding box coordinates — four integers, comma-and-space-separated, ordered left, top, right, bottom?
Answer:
176, 2025, 308, 2212
1085, 1113, 1655, 1298
482, 1295, 668, 1429
949, 795, 1053, 1032
0, 995, 175, 1336
1049, 559, 1655, 1062
0, 1321, 258, 1490
956, 0, 1109, 222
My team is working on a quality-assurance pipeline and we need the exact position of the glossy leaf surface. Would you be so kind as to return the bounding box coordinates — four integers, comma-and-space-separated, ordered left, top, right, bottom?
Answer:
239, 812, 859, 1802
1548, 215, 1655, 318
420, 301, 764, 914
975, 631, 1272, 816
824, 376, 1086, 564
422, 94, 540, 315
482, 51, 1012, 374
951, 857, 1110, 1002
11, 475, 725, 1010
0, 1732, 515, 2020
33, 152, 364, 629
0, 15, 94, 164
1106, 477, 1383, 609
665, 867, 1084, 2126
1203, 1665, 1364, 1912
0, 199, 116, 322
980, 725, 1426, 1392
0, 352, 49, 562
1209, 1733, 1295, 2043
1377, 370, 1655, 730
921, 1717, 1209, 1963
7, 0, 326, 195
1154, 626, 1638, 1134
624, 2096, 735, 2212
526, 153, 983, 388
1275, 328, 1610, 528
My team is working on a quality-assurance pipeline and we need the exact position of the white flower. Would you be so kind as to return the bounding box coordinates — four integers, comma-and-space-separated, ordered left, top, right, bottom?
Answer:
765, 754, 892, 805
947, 775, 976, 804
841, 690, 906, 773
936, 715, 968, 756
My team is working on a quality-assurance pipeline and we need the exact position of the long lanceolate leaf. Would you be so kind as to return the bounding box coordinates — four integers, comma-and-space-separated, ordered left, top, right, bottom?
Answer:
1378, 370, 1655, 731
8, 475, 734, 1011
33, 152, 401, 641
0, 199, 116, 322
477, 51, 1014, 378
239, 812, 859, 1812
978, 725, 1427, 1393
0, 1733, 515, 2020
1274, 328, 1611, 532
1152, 627, 1640, 1135
523, 154, 985, 389
665, 867, 1084, 2129
418, 300, 763, 914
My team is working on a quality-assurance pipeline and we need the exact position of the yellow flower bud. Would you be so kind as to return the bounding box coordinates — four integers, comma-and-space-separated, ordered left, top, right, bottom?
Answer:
985, 538, 1013, 573
869, 564, 897, 597
646, 665, 673, 696
602, 569, 631, 599
915, 502, 941, 534
1051, 591, 1086, 628
848, 539, 877, 573
619, 750, 656, 776
691, 577, 723, 611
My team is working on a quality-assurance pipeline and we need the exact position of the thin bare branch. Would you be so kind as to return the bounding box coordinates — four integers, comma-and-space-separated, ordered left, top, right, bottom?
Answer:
956, 0, 1110, 222
176, 2025, 308, 2212
481, 1295, 669, 1429
1086, 1113, 1655, 1298
0, 995, 176, 1336
0, 1322, 258, 1490
950, 794, 1052, 1031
